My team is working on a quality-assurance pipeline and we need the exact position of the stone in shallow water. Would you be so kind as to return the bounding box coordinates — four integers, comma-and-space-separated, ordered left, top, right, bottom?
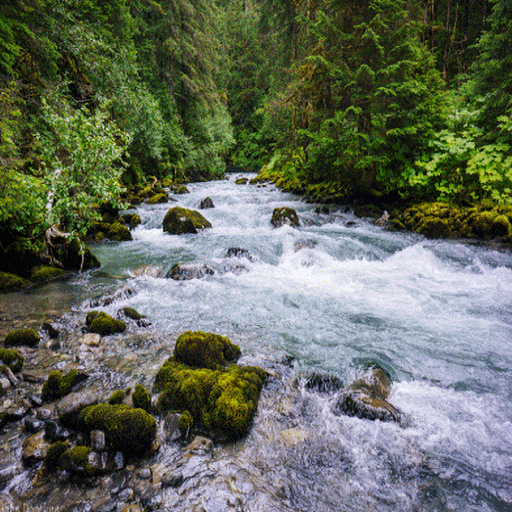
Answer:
185, 436, 213, 455
22, 431, 51, 464
166, 262, 215, 281
280, 428, 310, 446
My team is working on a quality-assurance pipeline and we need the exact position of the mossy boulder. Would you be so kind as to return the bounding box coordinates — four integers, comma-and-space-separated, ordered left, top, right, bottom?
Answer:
86, 311, 126, 335
271, 207, 300, 228
0, 348, 24, 373
154, 331, 266, 440
132, 384, 151, 411
30, 265, 67, 283
78, 404, 157, 455
492, 214, 511, 237
174, 331, 241, 370
53, 237, 101, 271
235, 177, 248, 185
44, 441, 69, 471
42, 370, 86, 401
107, 222, 133, 242
121, 307, 146, 321
60, 445, 96, 475
121, 213, 142, 229
179, 410, 193, 437
108, 389, 125, 405
163, 207, 212, 234
0, 271, 29, 292
171, 184, 189, 194
4, 328, 40, 347
148, 193, 169, 205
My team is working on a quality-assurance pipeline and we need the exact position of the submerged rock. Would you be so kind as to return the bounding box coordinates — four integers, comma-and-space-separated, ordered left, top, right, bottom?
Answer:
303, 372, 343, 393
225, 247, 254, 261
333, 364, 401, 423
199, 197, 215, 209
166, 262, 215, 281
162, 207, 212, 235
271, 207, 300, 228
131, 265, 163, 278
294, 239, 317, 252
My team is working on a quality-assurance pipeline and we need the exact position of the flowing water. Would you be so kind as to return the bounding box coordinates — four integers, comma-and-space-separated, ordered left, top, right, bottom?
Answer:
2, 174, 512, 512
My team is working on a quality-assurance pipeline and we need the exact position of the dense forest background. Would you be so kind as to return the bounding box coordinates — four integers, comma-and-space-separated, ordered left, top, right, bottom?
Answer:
1, 0, 511, 261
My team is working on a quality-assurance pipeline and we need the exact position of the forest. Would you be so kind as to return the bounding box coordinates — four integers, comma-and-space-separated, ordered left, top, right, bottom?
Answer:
1, 0, 512, 277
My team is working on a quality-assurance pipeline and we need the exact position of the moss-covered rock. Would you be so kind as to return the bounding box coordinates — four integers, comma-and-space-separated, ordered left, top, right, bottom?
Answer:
162, 207, 212, 234
0, 271, 29, 292
4, 328, 40, 348
174, 331, 241, 370
78, 404, 157, 455
154, 331, 266, 440
121, 213, 142, 229
199, 197, 214, 209
44, 441, 69, 471
147, 193, 169, 205
121, 307, 145, 321
171, 184, 189, 194
108, 389, 126, 405
271, 207, 300, 228
107, 222, 133, 242
0, 348, 24, 373
132, 384, 151, 411
42, 370, 85, 401
492, 214, 511, 237
60, 445, 96, 475
166, 262, 215, 281
30, 265, 67, 283
235, 177, 248, 185
87, 311, 126, 335
53, 237, 101, 271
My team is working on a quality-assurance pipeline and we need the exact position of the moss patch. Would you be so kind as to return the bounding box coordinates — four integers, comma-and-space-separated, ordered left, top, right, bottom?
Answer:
271, 207, 300, 228
4, 328, 39, 347
30, 265, 67, 283
108, 389, 125, 405
0, 348, 24, 373
107, 222, 133, 242
86, 311, 126, 335
148, 193, 169, 205
0, 272, 29, 292
132, 383, 151, 411
174, 331, 241, 370
78, 404, 157, 455
42, 370, 84, 401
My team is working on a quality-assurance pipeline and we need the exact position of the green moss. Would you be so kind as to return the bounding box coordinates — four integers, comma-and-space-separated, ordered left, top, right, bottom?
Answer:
45, 441, 68, 471
60, 445, 95, 475
109, 389, 125, 405
88, 311, 126, 335
42, 369, 81, 401
0, 271, 29, 292
148, 193, 169, 205
171, 184, 189, 194
30, 265, 67, 283
78, 404, 157, 455
179, 410, 193, 437
471, 211, 495, 238
122, 307, 145, 320
492, 214, 511, 237
121, 213, 142, 229
235, 177, 248, 185
174, 331, 241, 370
0, 348, 24, 373
271, 207, 300, 228
162, 207, 212, 234
4, 328, 39, 347
132, 383, 151, 411
107, 222, 133, 242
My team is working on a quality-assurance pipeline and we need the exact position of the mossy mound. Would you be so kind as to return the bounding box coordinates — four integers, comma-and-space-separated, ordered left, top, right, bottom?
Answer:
179, 410, 193, 437
162, 207, 212, 234
45, 441, 69, 471
78, 404, 157, 455
235, 177, 248, 185
304, 182, 350, 204
171, 184, 189, 194
107, 222, 133, 242
393, 202, 512, 242
53, 238, 101, 270
30, 265, 67, 283
42, 370, 85, 401
121, 213, 142, 229
108, 389, 126, 405
271, 207, 300, 228
132, 384, 151, 411
59, 446, 96, 475
121, 307, 146, 321
147, 193, 169, 205
0, 271, 29, 292
0, 348, 24, 373
154, 331, 266, 440
86, 311, 127, 335
174, 331, 241, 370
4, 328, 40, 347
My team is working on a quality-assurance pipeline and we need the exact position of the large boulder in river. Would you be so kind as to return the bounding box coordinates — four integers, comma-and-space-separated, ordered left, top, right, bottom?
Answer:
333, 364, 401, 423
163, 207, 212, 235
166, 262, 215, 281
271, 207, 300, 228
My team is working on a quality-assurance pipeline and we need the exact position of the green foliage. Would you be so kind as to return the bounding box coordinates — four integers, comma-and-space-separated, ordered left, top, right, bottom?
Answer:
78, 403, 157, 455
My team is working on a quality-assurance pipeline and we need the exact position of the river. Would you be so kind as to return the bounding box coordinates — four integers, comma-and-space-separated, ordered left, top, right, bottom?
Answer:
2, 173, 512, 511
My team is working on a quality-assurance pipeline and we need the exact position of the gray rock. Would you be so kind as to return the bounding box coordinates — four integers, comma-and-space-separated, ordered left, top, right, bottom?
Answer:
90, 430, 106, 451
118, 488, 134, 503
36, 406, 54, 421
225, 247, 254, 261
81, 333, 101, 347
44, 421, 71, 441
57, 389, 99, 428
166, 262, 215, 281
294, 239, 317, 251
24, 417, 45, 433
163, 413, 181, 442
199, 197, 214, 209
137, 467, 151, 480
375, 210, 390, 227
271, 207, 300, 228
185, 436, 213, 455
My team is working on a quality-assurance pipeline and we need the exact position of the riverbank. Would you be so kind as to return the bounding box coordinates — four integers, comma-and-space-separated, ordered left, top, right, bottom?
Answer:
253, 170, 512, 249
